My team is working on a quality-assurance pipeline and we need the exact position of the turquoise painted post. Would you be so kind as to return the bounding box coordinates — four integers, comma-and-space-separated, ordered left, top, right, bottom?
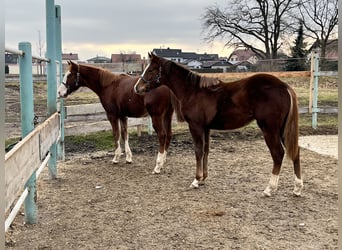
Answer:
55, 5, 65, 161
312, 49, 320, 129
19, 42, 38, 224
46, 0, 58, 178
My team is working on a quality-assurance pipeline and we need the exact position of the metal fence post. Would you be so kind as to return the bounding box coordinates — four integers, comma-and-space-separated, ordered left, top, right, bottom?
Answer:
19, 42, 38, 224
46, 0, 58, 178
55, 5, 65, 161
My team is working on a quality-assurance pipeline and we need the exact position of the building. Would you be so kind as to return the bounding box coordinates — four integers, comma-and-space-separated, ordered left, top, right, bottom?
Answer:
152, 48, 219, 64
62, 53, 79, 63
86, 56, 111, 64
111, 53, 142, 63
228, 49, 259, 64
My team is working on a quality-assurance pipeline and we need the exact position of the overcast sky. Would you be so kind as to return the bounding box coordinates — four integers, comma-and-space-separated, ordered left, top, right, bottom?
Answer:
5, 0, 231, 61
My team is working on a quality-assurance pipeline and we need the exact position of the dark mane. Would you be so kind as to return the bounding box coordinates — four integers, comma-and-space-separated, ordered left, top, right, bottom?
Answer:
100, 69, 129, 87
162, 58, 221, 88
72, 63, 129, 87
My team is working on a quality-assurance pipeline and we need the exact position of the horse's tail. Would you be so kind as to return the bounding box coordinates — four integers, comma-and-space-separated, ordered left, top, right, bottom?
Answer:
170, 92, 185, 122
283, 87, 299, 160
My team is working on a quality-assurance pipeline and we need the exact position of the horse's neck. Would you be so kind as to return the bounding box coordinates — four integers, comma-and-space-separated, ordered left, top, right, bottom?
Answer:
165, 63, 190, 101
80, 65, 102, 94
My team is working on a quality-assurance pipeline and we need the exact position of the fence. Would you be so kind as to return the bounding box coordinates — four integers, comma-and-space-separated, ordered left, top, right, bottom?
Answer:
64, 52, 336, 136
4, 0, 63, 233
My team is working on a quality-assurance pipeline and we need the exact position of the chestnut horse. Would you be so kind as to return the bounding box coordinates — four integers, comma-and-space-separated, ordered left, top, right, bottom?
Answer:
58, 61, 183, 173
134, 53, 303, 197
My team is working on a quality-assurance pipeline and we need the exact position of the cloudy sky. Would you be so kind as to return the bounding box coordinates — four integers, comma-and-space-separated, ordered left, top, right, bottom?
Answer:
5, 0, 231, 61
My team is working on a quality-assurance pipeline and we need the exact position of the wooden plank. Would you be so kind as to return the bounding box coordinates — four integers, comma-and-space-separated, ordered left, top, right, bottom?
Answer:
64, 117, 149, 136
200, 71, 311, 80
66, 103, 104, 116
39, 113, 60, 159
5, 112, 60, 213
65, 113, 107, 122
64, 121, 112, 136
319, 71, 338, 76
5, 131, 40, 213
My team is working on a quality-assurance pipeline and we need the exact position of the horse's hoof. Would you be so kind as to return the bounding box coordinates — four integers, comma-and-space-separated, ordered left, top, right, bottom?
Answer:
126, 160, 132, 164
263, 190, 271, 197
190, 179, 199, 189
112, 160, 119, 164
152, 170, 161, 174
292, 190, 302, 197
263, 186, 273, 197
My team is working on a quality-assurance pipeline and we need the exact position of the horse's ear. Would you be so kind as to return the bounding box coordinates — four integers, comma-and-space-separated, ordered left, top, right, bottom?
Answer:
67, 60, 72, 65
148, 52, 152, 58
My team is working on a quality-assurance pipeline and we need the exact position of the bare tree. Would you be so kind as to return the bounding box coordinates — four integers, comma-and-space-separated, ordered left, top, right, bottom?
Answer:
297, 0, 338, 58
201, 0, 300, 59
36, 30, 45, 75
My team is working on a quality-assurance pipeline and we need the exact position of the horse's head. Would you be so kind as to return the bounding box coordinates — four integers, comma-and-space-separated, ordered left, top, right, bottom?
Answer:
58, 60, 82, 98
134, 52, 163, 94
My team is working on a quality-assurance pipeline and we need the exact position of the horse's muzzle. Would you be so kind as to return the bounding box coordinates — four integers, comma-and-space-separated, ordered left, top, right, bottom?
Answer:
134, 80, 148, 95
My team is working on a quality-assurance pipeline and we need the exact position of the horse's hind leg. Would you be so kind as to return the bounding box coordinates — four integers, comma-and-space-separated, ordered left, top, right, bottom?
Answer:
120, 117, 132, 163
108, 115, 121, 164
260, 128, 285, 197
201, 128, 210, 185
292, 150, 303, 196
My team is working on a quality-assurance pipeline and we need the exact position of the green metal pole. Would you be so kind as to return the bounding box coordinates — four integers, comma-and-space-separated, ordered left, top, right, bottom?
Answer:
19, 42, 35, 137
46, 0, 57, 178
19, 42, 38, 224
55, 5, 65, 161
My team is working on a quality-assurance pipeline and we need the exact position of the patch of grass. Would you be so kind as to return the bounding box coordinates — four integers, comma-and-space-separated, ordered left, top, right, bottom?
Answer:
66, 131, 114, 151
5, 137, 21, 152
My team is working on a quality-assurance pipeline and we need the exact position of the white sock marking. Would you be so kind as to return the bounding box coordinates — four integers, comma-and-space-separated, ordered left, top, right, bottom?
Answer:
112, 140, 121, 164
293, 176, 303, 196
190, 179, 199, 189
153, 151, 166, 174
124, 137, 132, 163
263, 174, 279, 197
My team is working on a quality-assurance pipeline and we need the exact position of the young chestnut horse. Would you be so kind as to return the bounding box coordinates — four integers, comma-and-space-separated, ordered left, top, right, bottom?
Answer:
58, 61, 183, 173
134, 53, 303, 197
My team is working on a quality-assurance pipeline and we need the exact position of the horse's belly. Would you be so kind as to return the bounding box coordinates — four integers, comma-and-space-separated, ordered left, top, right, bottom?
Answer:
210, 113, 253, 130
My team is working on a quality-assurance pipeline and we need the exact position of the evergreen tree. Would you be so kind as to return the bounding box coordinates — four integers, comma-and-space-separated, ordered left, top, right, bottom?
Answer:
286, 21, 308, 71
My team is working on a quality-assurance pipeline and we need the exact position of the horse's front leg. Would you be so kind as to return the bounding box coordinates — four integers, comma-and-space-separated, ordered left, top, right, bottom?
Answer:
108, 115, 121, 164
189, 125, 205, 188
120, 117, 132, 163
151, 115, 167, 174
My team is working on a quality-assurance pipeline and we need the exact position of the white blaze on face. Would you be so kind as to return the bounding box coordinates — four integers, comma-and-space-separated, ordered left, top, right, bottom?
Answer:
141, 62, 151, 77
57, 71, 70, 98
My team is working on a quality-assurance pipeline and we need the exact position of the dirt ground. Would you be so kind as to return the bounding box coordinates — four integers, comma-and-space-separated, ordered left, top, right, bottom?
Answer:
5, 129, 338, 249
5, 79, 338, 249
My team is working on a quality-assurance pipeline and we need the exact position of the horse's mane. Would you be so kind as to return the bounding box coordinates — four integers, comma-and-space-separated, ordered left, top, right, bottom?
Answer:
74, 63, 129, 87
162, 58, 221, 88
100, 69, 129, 87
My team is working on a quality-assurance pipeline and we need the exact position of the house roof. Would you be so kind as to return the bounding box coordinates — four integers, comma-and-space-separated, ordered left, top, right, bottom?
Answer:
228, 49, 257, 61
62, 53, 79, 61
152, 48, 219, 62
86, 56, 111, 63
152, 48, 182, 58
202, 60, 232, 68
